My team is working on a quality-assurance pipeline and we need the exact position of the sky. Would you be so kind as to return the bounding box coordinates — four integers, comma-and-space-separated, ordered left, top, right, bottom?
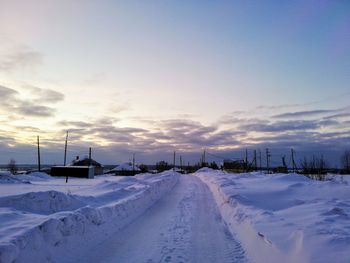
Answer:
0, 0, 349, 167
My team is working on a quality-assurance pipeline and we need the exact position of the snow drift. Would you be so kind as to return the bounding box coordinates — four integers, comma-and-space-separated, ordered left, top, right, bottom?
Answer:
0, 171, 179, 263
195, 169, 350, 263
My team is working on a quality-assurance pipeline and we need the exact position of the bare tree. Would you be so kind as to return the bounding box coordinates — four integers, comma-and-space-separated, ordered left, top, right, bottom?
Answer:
341, 150, 350, 174
8, 158, 18, 174
300, 155, 328, 180
156, 161, 171, 173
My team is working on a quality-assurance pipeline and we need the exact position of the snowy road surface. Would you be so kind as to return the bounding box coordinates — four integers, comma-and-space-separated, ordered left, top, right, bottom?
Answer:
76, 175, 247, 263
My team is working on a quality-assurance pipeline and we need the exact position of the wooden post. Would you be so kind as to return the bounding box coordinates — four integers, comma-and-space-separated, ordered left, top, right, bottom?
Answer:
180, 155, 183, 172
203, 149, 206, 166
266, 148, 270, 173
37, 136, 41, 172
282, 155, 287, 169
132, 153, 135, 176
245, 148, 248, 172
173, 151, 176, 171
64, 131, 68, 166
89, 147, 92, 166
291, 148, 296, 173
259, 149, 262, 172
254, 150, 257, 171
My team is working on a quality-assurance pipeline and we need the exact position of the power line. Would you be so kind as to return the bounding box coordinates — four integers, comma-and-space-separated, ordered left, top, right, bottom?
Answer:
205, 151, 242, 161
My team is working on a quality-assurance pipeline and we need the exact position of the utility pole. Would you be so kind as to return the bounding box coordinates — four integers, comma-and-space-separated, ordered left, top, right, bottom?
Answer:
266, 148, 271, 174
259, 149, 262, 172
173, 151, 176, 171
245, 149, 248, 172
203, 149, 206, 166
37, 136, 41, 172
282, 155, 287, 169
64, 130, 68, 166
180, 156, 183, 172
253, 150, 257, 171
132, 153, 135, 176
89, 147, 92, 166
291, 148, 296, 173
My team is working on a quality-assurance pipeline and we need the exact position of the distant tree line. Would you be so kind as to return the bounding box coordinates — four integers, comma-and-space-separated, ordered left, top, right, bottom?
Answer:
221, 149, 350, 180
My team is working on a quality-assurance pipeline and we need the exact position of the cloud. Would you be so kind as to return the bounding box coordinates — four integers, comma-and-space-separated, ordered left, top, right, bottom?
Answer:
0, 47, 43, 72
272, 110, 337, 119
0, 85, 18, 98
1, 95, 349, 166
239, 120, 320, 133
324, 112, 350, 120
58, 121, 93, 128
0, 85, 64, 117
15, 103, 55, 117
238, 120, 340, 133
256, 103, 303, 110
26, 86, 64, 103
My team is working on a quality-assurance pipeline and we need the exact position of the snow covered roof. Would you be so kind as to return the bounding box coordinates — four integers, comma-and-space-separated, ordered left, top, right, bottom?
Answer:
71, 158, 103, 167
111, 162, 141, 171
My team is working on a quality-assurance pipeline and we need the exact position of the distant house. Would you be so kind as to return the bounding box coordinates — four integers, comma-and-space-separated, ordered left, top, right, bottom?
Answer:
108, 162, 141, 176
71, 156, 104, 175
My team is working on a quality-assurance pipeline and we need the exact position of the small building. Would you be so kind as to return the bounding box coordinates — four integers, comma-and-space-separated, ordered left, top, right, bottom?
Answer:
71, 156, 104, 175
51, 166, 95, 179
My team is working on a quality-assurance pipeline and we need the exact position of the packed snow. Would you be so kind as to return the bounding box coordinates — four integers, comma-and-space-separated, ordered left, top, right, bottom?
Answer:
76, 174, 247, 263
195, 169, 350, 263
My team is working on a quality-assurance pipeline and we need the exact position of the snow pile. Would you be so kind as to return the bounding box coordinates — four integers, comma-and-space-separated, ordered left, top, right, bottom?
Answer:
195, 167, 214, 173
0, 171, 179, 263
0, 172, 27, 184
0, 172, 51, 184
195, 170, 350, 263
0, 191, 86, 215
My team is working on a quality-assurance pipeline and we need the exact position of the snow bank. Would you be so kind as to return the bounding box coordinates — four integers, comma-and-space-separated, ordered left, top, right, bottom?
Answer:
0, 172, 51, 184
0, 173, 27, 184
0, 191, 86, 215
195, 170, 350, 263
0, 171, 179, 263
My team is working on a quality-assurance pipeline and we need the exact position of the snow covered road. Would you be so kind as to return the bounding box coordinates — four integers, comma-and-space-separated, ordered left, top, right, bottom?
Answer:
76, 175, 247, 263
3, 170, 349, 263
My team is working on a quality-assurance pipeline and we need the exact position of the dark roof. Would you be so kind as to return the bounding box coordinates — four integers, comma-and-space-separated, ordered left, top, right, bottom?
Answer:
72, 158, 102, 167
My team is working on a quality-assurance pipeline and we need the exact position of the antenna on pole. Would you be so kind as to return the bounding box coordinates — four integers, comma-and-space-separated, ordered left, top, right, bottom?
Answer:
37, 136, 41, 172
64, 130, 68, 166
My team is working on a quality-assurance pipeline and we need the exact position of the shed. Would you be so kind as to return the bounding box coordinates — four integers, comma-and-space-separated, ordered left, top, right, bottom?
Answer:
51, 166, 95, 179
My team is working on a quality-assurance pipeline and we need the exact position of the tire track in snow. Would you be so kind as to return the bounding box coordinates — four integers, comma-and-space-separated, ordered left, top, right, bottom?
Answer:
77, 175, 248, 263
